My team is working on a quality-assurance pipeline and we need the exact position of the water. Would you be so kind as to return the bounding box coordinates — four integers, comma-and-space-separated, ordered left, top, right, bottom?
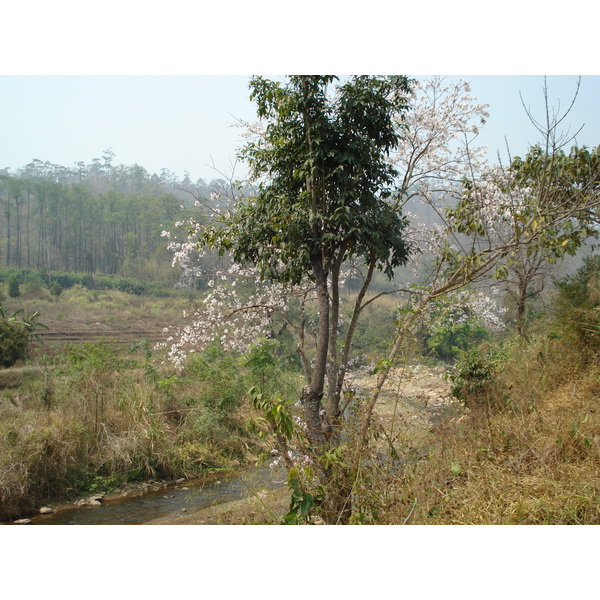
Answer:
29, 465, 286, 525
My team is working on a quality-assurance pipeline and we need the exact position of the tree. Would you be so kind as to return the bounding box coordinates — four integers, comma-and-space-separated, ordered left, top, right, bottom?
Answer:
504, 144, 600, 336
486, 78, 600, 337
169, 75, 413, 522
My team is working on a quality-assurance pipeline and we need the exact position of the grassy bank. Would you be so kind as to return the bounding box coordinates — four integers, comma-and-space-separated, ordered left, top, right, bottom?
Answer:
375, 304, 600, 524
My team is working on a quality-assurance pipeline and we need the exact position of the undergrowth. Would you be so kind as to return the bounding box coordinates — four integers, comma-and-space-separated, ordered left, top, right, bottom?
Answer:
372, 260, 600, 524
0, 338, 300, 521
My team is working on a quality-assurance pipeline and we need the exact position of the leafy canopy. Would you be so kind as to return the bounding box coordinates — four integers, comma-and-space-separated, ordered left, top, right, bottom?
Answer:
210, 75, 414, 284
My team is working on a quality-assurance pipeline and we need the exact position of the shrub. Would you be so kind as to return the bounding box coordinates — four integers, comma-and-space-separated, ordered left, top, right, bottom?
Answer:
7, 275, 20, 298
81, 274, 96, 289
49, 282, 64, 297
448, 346, 503, 406
426, 321, 490, 362
0, 320, 29, 367
114, 278, 146, 295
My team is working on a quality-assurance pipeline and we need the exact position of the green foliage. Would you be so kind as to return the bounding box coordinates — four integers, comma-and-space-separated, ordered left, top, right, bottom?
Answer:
426, 320, 490, 362
509, 145, 600, 260
244, 338, 279, 375
7, 275, 20, 298
555, 254, 600, 309
60, 341, 126, 374
185, 407, 232, 447
207, 75, 413, 284
243, 337, 290, 394
8, 308, 47, 343
184, 345, 246, 411
114, 278, 146, 295
81, 274, 95, 289
449, 346, 506, 406
554, 254, 600, 353
247, 386, 295, 442
0, 297, 47, 366
0, 268, 178, 298
49, 282, 63, 297
282, 467, 325, 525
0, 320, 29, 367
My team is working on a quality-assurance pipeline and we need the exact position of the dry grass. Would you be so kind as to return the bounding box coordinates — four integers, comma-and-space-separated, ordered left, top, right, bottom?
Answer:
377, 329, 600, 525
0, 338, 272, 522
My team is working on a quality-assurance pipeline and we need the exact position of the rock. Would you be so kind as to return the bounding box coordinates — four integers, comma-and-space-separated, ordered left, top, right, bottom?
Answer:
13, 518, 31, 524
181, 508, 188, 512
175, 478, 185, 484
180, 487, 189, 491
77, 494, 104, 506
39, 506, 53, 514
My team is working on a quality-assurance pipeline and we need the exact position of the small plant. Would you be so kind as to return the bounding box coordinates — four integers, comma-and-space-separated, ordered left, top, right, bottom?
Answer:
282, 467, 325, 524
0, 320, 29, 367
7, 275, 20, 298
243, 338, 282, 391
448, 346, 502, 406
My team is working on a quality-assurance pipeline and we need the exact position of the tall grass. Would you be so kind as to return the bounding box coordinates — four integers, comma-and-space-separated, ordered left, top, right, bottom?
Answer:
0, 338, 302, 521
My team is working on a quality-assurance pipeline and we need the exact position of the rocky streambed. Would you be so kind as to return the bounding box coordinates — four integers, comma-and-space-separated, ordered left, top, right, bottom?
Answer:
356, 364, 461, 435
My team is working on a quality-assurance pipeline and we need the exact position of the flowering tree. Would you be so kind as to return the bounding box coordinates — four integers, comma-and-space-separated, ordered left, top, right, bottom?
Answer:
354, 77, 600, 451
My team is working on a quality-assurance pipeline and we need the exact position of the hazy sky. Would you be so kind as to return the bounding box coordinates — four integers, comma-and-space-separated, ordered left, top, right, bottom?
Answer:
1, 75, 598, 183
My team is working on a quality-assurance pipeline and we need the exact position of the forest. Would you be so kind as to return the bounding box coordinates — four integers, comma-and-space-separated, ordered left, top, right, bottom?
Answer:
1, 75, 600, 527
0, 153, 235, 280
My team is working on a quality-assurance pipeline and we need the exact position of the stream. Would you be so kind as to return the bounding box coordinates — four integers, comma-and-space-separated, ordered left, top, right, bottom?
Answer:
28, 465, 286, 525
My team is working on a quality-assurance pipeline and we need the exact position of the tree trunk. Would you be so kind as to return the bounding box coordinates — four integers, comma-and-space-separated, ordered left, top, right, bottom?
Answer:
516, 279, 529, 339
300, 252, 330, 450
